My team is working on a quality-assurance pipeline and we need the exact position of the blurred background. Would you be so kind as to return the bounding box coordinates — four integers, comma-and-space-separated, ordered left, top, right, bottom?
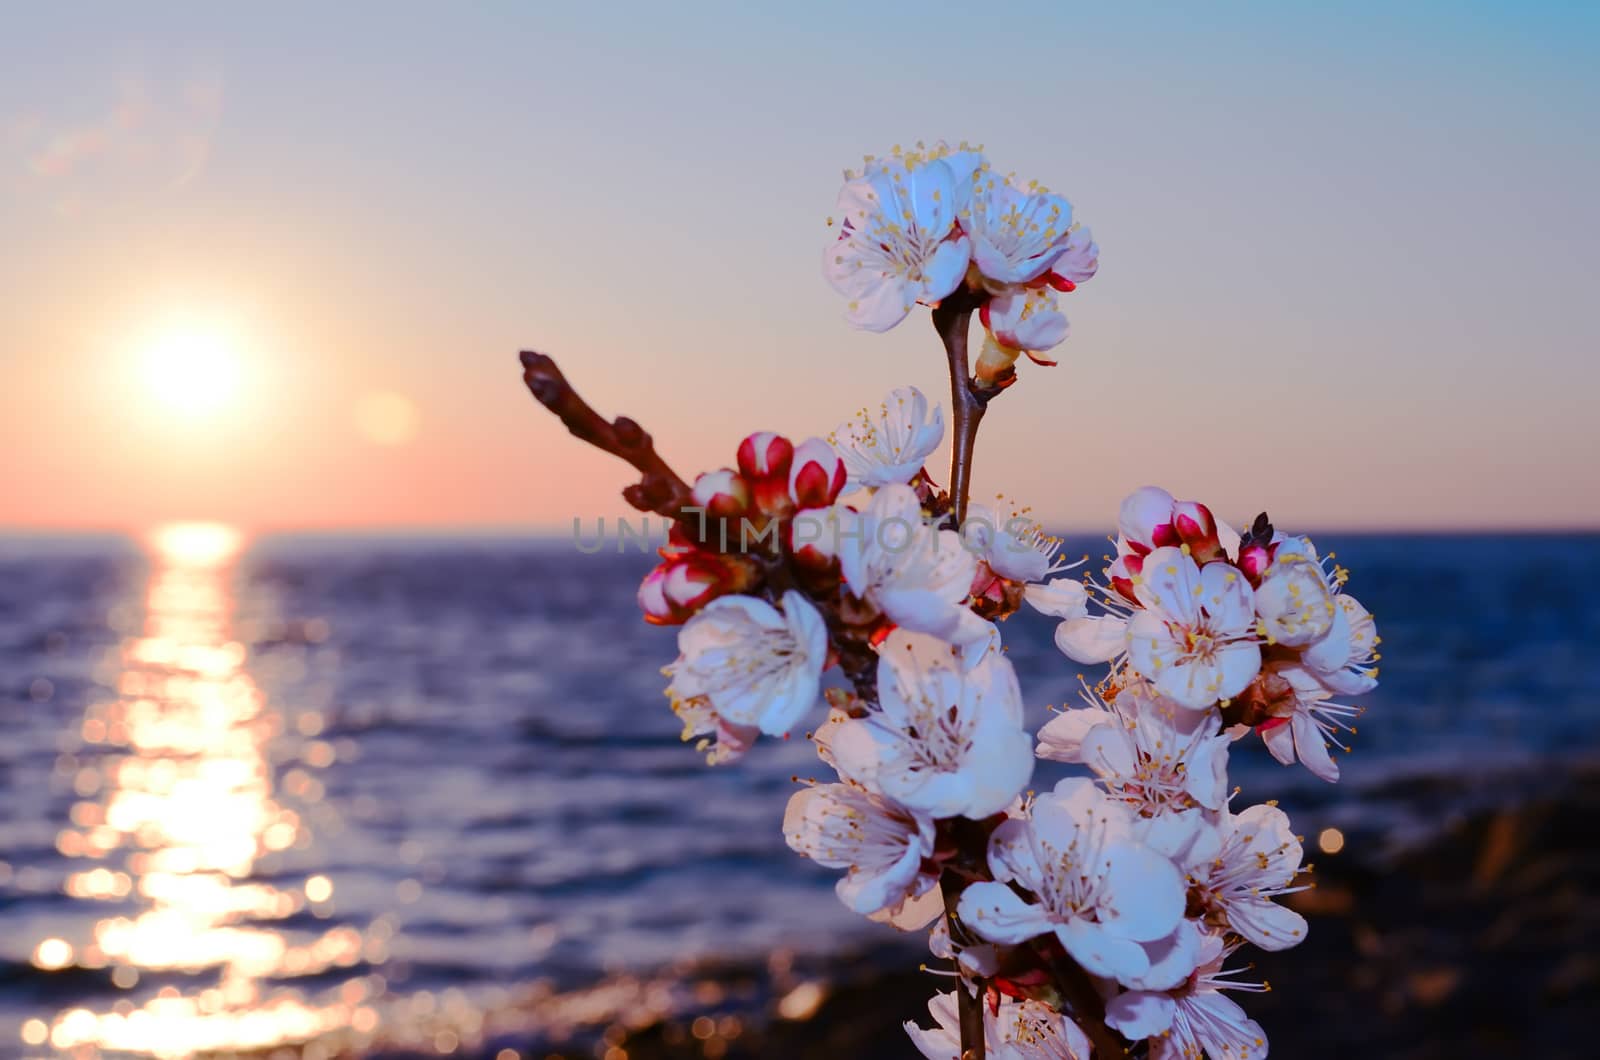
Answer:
2, 3, 1597, 1058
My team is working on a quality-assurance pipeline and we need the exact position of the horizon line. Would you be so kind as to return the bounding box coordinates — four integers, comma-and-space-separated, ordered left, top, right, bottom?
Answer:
3, 520, 1599, 542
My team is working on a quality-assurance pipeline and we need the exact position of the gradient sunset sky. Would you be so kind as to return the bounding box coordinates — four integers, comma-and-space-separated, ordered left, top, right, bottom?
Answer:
4, 2, 1597, 533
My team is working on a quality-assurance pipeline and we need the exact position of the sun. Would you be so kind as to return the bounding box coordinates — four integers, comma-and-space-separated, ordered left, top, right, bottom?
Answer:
140, 326, 244, 416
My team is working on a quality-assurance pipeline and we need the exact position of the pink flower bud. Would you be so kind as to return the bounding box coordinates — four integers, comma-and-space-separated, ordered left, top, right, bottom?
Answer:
691, 468, 750, 520
788, 438, 847, 510
1108, 552, 1143, 604
1236, 542, 1273, 586
737, 431, 793, 480
1118, 486, 1177, 553
1172, 500, 1224, 562
663, 557, 721, 609
637, 565, 674, 623
638, 554, 728, 625
737, 431, 795, 515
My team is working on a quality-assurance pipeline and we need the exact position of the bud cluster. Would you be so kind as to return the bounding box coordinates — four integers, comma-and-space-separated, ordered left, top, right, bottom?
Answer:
636, 431, 847, 626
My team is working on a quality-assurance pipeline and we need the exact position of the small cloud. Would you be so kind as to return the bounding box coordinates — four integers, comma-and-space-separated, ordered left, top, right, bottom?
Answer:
354, 391, 420, 447
27, 77, 151, 179
14, 68, 225, 195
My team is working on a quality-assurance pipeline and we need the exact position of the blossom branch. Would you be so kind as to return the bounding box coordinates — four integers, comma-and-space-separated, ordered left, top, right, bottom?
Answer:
545, 141, 1353, 1060
939, 853, 988, 1060
519, 350, 693, 517
931, 290, 1003, 526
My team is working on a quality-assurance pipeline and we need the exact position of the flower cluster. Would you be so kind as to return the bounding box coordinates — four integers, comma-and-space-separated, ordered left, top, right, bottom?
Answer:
1046, 486, 1377, 783
824, 141, 1098, 389
647, 431, 850, 760
650, 458, 1377, 1058
529, 141, 1381, 1059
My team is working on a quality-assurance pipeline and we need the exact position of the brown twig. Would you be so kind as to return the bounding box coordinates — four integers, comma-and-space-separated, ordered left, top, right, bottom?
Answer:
940, 870, 987, 1060
931, 291, 1003, 526
931, 289, 997, 1060
930, 296, 1128, 1058
519, 351, 694, 517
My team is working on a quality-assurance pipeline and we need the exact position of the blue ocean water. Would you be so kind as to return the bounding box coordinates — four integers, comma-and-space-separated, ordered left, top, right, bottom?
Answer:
0, 531, 1596, 1056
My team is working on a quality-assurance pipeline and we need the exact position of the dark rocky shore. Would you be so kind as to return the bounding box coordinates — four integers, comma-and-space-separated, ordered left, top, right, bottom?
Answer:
513, 759, 1600, 1060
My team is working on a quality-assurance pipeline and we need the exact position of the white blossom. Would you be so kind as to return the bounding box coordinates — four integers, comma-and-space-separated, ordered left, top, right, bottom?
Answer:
1037, 682, 1231, 814
831, 629, 1033, 819
829, 386, 945, 490
833, 484, 988, 644
959, 171, 1078, 287
1258, 664, 1362, 783
783, 781, 938, 921
825, 147, 973, 332
965, 501, 1075, 585
1127, 547, 1260, 710
907, 990, 1091, 1060
983, 287, 1069, 359
1105, 932, 1270, 1060
958, 778, 1186, 983
1141, 805, 1308, 952
1301, 593, 1380, 695
664, 590, 827, 740
1253, 536, 1337, 648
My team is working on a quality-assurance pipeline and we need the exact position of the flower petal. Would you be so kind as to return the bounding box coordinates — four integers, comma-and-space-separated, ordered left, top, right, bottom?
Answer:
1199, 561, 1254, 631
1098, 841, 1186, 942
843, 274, 915, 332
1025, 577, 1088, 619
1213, 640, 1263, 702
1228, 897, 1309, 951
1129, 919, 1206, 991
1259, 718, 1297, 766
1105, 990, 1176, 1040
958, 881, 1054, 945
1293, 710, 1341, 783
1081, 721, 1137, 779
1057, 918, 1149, 981
986, 816, 1045, 889
1056, 614, 1128, 663
1134, 546, 1201, 623
920, 236, 972, 302
1035, 708, 1108, 763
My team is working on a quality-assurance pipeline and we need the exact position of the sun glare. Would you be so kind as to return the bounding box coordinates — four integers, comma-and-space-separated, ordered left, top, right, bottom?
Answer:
140, 327, 244, 416
148, 522, 244, 568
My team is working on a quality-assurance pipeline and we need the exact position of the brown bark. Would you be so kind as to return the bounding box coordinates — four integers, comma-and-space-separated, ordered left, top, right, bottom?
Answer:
519, 350, 692, 518
930, 291, 1004, 527
940, 870, 988, 1060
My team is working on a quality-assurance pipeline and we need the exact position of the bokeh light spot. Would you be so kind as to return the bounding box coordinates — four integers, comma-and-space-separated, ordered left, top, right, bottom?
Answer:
354, 391, 419, 446
33, 937, 74, 970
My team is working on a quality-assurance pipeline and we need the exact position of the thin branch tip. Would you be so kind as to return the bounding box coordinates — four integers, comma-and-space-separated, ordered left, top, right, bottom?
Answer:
517, 349, 692, 517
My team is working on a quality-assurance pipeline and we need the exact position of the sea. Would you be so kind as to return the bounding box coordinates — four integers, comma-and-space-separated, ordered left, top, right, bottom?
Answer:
1, 529, 1597, 1057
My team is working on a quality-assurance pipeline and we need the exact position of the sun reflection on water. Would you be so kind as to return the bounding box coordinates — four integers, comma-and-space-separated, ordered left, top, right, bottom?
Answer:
36, 524, 378, 1056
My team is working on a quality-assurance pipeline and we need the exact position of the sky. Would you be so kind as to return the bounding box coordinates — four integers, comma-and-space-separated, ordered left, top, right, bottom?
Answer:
3, 1, 1598, 534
